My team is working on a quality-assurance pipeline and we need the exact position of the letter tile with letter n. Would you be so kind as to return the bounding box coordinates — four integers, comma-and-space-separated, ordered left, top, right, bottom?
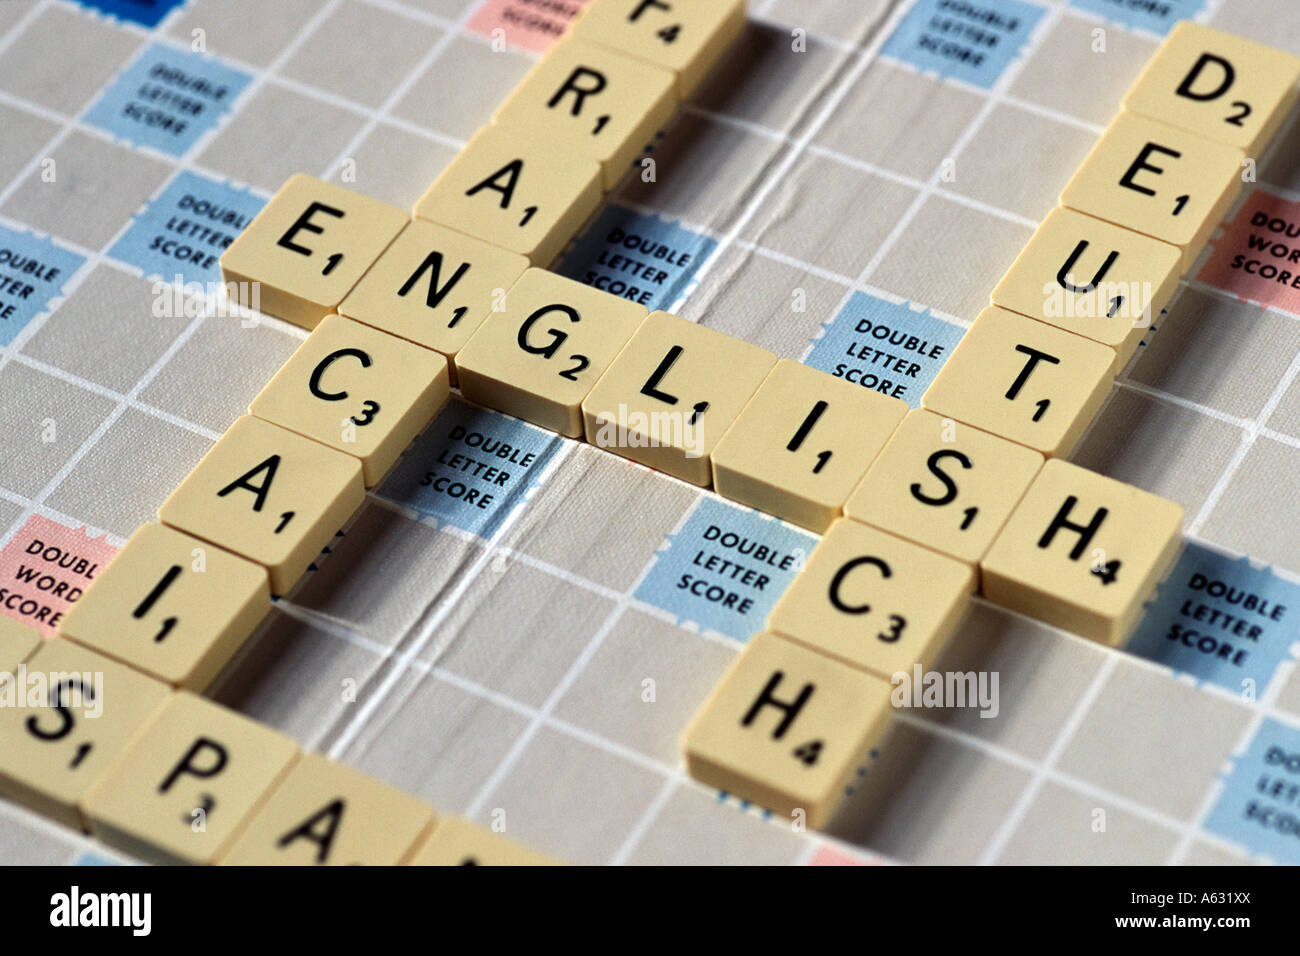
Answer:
845, 409, 1044, 571
414, 125, 603, 267
81, 691, 300, 865
493, 36, 677, 190
0, 639, 169, 831
159, 415, 365, 595
250, 313, 451, 486
455, 268, 648, 436
768, 517, 975, 678
220, 752, 435, 866
683, 631, 894, 830
992, 206, 1181, 367
1060, 111, 1244, 271
220, 174, 409, 330
59, 523, 270, 691
582, 309, 776, 486
338, 219, 530, 372
922, 306, 1115, 457
1123, 21, 1300, 155
711, 359, 908, 533
981, 459, 1184, 645
569, 0, 747, 98
407, 817, 559, 866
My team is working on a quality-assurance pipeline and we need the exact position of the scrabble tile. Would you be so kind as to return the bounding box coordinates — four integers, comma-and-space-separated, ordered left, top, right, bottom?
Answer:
407, 816, 559, 866
250, 313, 451, 486
220, 174, 409, 330
921, 306, 1116, 457
58, 523, 270, 691
682, 630, 894, 830
493, 37, 677, 191
981, 459, 1184, 645
414, 125, 602, 267
220, 752, 435, 866
159, 415, 365, 594
570, 0, 747, 98
0, 616, 40, 672
711, 359, 908, 532
337, 218, 529, 370
767, 518, 975, 678
845, 409, 1044, 570
582, 310, 776, 485
1123, 22, 1300, 155
0, 639, 169, 830
992, 206, 1182, 367
456, 268, 648, 436
1060, 111, 1244, 271
81, 691, 300, 865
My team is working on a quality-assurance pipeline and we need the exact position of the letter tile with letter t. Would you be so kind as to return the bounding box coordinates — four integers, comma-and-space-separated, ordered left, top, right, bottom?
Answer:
981, 459, 1184, 646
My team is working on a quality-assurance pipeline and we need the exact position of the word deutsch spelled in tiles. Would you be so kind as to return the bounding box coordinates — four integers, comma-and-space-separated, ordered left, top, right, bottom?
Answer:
58, 523, 269, 691
1123, 21, 1300, 155
570, 0, 747, 98
0, 639, 169, 831
991, 206, 1182, 367
921, 306, 1116, 457
1061, 111, 1245, 272
711, 358, 908, 533
844, 409, 1044, 570
582, 309, 777, 485
220, 174, 408, 330
159, 415, 365, 594
456, 267, 649, 436
493, 36, 678, 191
683, 630, 894, 830
0, 616, 40, 672
219, 752, 435, 866
981, 459, 1185, 645
82, 692, 300, 865
250, 313, 452, 487
337, 218, 530, 372
768, 517, 975, 678
407, 816, 560, 866
414, 124, 603, 267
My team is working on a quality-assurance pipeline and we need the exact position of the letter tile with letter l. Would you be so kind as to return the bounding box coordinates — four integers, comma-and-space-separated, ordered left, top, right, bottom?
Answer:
683, 631, 894, 830
981, 459, 1184, 645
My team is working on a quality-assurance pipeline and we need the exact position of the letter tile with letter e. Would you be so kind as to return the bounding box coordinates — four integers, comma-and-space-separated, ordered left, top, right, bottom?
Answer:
81, 691, 300, 865
582, 310, 776, 486
414, 125, 602, 267
922, 306, 1115, 457
1123, 21, 1300, 155
711, 359, 907, 533
159, 416, 364, 595
59, 523, 269, 691
220, 174, 408, 330
981, 459, 1184, 645
683, 631, 894, 830
1061, 111, 1244, 271
455, 268, 648, 436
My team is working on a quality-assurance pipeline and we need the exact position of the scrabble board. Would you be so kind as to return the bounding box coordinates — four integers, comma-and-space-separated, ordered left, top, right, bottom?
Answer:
2, 0, 1300, 867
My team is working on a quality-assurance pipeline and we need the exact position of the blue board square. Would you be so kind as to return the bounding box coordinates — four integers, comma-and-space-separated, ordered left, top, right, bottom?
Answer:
883, 0, 1046, 89
0, 225, 86, 348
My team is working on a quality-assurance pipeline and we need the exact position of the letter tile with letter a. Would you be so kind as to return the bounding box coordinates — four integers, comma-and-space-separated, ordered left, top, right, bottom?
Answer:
159, 416, 364, 594
414, 125, 602, 267
1123, 21, 1300, 155
922, 306, 1115, 457
59, 523, 270, 691
981, 459, 1184, 645
220, 174, 408, 330
220, 752, 435, 866
455, 268, 648, 436
81, 691, 300, 865
683, 631, 894, 830
1061, 111, 1243, 271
